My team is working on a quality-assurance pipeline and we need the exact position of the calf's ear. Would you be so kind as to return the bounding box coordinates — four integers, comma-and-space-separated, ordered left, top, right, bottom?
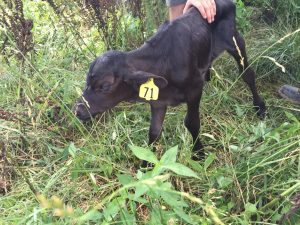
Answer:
124, 71, 168, 89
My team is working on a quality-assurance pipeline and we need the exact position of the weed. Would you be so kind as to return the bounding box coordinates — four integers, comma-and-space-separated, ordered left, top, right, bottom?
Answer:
0, 0, 300, 224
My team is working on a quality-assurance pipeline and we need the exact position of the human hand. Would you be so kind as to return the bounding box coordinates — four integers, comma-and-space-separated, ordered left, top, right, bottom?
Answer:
183, 0, 216, 23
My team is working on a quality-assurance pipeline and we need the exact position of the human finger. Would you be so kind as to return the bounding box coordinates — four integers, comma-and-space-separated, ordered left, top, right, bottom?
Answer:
202, 0, 215, 22
201, 1, 213, 23
211, 0, 216, 19
184, 1, 207, 19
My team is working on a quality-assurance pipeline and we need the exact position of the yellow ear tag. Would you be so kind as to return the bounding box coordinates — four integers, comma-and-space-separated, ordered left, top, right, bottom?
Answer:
139, 78, 159, 101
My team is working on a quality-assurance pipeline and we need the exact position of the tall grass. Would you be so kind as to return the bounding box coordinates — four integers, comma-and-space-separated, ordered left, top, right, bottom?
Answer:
1, 0, 300, 224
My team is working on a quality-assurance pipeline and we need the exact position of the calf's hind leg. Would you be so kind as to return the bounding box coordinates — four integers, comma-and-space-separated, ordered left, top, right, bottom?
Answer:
226, 31, 266, 118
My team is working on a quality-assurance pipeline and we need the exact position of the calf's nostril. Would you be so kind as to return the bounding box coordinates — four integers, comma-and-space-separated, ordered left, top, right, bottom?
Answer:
74, 108, 81, 118
74, 103, 83, 116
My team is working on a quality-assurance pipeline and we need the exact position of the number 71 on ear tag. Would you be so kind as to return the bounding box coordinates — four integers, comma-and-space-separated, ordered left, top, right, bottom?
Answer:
139, 78, 159, 101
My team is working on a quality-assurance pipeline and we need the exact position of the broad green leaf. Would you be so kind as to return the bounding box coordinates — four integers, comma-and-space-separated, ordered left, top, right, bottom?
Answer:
285, 111, 300, 124
162, 163, 199, 178
137, 170, 152, 180
148, 205, 174, 225
217, 176, 233, 188
174, 208, 196, 224
160, 181, 172, 190
120, 210, 136, 225
68, 142, 77, 158
160, 145, 178, 165
117, 174, 135, 186
152, 164, 164, 176
103, 197, 125, 221
134, 184, 149, 200
129, 145, 158, 164
245, 202, 257, 215
149, 207, 165, 225
137, 170, 143, 180
188, 159, 204, 173
78, 209, 103, 222
127, 194, 148, 204
204, 153, 216, 171
160, 192, 188, 208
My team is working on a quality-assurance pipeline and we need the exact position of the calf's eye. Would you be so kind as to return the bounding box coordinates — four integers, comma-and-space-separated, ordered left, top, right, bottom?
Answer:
95, 82, 112, 92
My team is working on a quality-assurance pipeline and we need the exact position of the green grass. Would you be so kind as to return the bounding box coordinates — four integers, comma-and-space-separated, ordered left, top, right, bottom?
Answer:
1, 1, 300, 224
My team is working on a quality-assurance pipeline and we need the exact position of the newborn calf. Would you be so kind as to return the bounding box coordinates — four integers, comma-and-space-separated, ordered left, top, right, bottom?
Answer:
74, 0, 266, 159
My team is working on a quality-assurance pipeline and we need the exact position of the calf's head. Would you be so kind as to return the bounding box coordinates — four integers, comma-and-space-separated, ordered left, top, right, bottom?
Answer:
74, 51, 168, 121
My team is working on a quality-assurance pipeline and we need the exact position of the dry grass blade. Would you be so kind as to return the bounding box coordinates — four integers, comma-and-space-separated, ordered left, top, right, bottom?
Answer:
233, 36, 245, 69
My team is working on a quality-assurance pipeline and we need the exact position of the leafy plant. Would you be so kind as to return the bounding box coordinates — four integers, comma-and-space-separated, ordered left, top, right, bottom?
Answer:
34, 145, 224, 224
1, 0, 300, 224
235, 0, 253, 32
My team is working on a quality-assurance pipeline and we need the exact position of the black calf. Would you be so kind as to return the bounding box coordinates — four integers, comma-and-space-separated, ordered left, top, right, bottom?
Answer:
75, 0, 266, 160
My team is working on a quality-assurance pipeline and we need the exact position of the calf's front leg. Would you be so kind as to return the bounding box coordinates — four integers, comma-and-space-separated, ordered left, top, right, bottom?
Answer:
141, 105, 166, 168
148, 105, 167, 145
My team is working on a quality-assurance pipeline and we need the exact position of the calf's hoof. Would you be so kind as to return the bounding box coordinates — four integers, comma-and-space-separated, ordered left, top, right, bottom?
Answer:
191, 142, 205, 161
191, 151, 205, 161
254, 101, 267, 119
